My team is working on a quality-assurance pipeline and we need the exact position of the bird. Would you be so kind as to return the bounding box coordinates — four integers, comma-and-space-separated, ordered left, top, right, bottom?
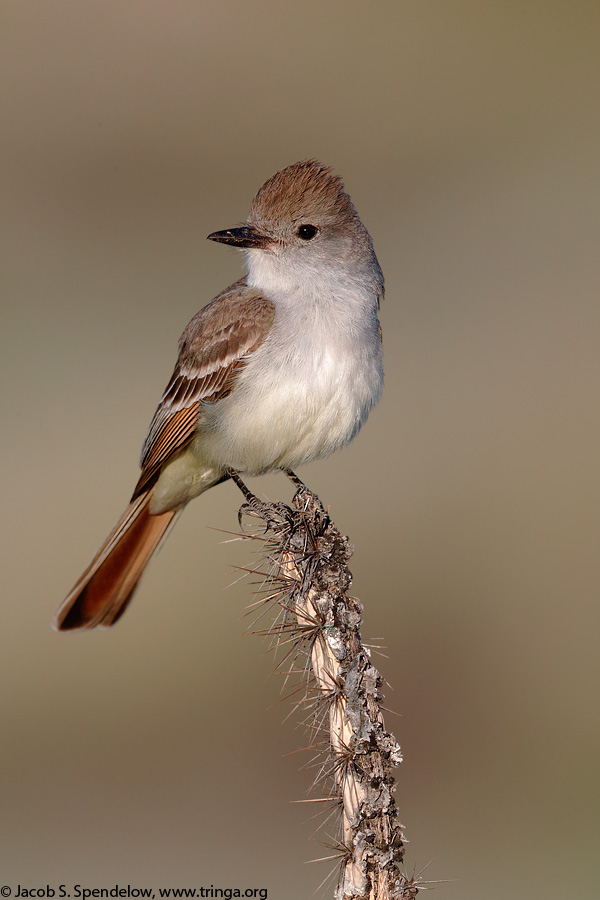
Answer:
54, 160, 384, 631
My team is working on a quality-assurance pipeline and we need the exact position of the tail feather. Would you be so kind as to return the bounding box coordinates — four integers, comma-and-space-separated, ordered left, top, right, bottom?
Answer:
54, 491, 181, 631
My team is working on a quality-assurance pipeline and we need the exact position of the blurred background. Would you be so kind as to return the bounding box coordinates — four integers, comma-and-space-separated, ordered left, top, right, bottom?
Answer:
2, 2, 599, 898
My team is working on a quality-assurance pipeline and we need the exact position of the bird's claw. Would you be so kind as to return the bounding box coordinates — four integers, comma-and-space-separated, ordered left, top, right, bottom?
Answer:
238, 498, 295, 533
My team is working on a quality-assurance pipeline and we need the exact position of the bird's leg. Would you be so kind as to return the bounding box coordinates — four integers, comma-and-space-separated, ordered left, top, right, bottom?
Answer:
282, 468, 309, 491
282, 469, 329, 532
226, 468, 294, 532
227, 469, 259, 504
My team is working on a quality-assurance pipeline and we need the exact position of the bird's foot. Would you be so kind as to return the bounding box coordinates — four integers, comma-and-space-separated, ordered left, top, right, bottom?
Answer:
238, 498, 295, 533
227, 468, 295, 533
283, 469, 329, 531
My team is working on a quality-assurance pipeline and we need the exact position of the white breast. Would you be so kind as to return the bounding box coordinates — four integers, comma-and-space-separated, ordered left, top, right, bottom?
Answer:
199, 281, 383, 475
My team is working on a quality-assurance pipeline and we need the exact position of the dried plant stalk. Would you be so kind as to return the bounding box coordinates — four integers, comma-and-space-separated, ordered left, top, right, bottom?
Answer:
240, 484, 419, 900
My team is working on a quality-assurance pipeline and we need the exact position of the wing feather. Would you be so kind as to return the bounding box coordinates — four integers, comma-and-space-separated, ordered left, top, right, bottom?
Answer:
132, 279, 275, 498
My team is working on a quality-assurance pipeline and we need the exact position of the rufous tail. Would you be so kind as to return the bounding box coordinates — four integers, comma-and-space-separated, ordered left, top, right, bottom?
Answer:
54, 491, 181, 631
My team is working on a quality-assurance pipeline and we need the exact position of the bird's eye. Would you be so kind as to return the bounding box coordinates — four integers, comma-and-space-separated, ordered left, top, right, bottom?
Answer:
297, 223, 318, 240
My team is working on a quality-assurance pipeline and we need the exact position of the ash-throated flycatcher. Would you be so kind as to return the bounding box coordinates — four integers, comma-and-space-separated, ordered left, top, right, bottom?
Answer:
54, 160, 384, 631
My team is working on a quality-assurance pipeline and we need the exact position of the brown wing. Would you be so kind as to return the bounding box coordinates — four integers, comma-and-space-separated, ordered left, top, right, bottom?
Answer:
132, 279, 275, 497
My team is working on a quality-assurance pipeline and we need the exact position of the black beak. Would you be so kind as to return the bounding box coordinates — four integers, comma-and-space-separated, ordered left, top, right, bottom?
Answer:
207, 225, 273, 249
